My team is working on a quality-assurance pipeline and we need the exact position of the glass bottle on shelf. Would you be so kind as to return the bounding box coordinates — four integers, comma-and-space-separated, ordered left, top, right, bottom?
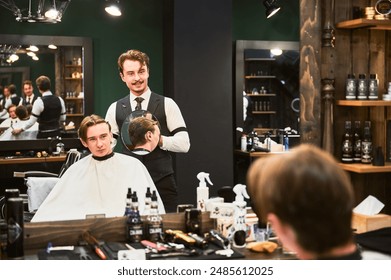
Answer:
361, 121, 372, 164
341, 120, 354, 163
345, 74, 357, 100
368, 74, 379, 100
353, 121, 362, 163
357, 74, 368, 100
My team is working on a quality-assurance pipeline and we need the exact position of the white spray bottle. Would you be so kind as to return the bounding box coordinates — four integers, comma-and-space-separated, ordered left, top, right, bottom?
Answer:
196, 172, 213, 211
232, 184, 249, 248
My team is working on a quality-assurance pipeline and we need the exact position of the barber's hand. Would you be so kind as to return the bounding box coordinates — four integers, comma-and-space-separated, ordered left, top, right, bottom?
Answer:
12, 128, 23, 135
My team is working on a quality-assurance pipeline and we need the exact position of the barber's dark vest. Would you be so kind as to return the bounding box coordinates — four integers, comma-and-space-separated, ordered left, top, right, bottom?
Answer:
0, 98, 5, 109
37, 95, 62, 131
23, 95, 38, 106
115, 92, 174, 182
11, 96, 22, 106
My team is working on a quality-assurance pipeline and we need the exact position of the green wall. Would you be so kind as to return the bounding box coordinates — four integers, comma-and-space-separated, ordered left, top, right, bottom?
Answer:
0, 0, 298, 116
233, 0, 299, 41
0, 0, 164, 117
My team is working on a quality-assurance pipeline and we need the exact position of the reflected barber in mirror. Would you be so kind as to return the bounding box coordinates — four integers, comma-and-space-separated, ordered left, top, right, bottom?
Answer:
31, 114, 165, 222
12, 76, 66, 139
105, 49, 190, 212
22, 80, 38, 105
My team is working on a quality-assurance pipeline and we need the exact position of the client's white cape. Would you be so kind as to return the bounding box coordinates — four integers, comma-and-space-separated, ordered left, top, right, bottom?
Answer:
31, 153, 165, 222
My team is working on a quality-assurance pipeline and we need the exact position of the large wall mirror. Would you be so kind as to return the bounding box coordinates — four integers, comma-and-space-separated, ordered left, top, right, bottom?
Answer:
235, 40, 300, 140
0, 34, 93, 152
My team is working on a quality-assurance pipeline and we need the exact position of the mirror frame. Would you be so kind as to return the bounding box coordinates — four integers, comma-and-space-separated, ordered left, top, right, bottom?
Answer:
235, 40, 300, 131
0, 34, 93, 116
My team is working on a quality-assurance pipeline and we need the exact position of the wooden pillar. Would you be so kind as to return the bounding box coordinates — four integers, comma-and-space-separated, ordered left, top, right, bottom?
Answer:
321, 0, 336, 154
299, 0, 322, 146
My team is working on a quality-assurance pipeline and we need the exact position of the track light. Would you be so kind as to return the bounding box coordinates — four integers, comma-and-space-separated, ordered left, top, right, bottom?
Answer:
105, 0, 122, 17
263, 0, 281, 19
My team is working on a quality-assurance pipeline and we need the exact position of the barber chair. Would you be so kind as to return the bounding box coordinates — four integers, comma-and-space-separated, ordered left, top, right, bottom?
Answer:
7, 149, 84, 218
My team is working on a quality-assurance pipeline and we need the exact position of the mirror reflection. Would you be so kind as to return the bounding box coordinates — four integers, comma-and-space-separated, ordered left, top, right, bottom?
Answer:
120, 110, 161, 155
235, 40, 300, 145
0, 34, 93, 145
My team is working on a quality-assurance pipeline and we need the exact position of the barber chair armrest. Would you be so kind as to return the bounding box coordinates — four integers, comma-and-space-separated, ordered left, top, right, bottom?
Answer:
13, 171, 59, 178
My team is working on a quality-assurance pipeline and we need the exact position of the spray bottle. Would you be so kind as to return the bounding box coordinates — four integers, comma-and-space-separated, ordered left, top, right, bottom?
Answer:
232, 184, 249, 248
196, 172, 213, 211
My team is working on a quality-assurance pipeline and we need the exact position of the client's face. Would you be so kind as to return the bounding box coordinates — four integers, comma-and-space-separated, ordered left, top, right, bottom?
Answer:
83, 123, 113, 157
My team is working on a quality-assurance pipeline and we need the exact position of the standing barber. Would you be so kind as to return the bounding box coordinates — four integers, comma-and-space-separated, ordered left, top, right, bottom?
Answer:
106, 49, 190, 212
12, 76, 66, 139
22, 80, 38, 105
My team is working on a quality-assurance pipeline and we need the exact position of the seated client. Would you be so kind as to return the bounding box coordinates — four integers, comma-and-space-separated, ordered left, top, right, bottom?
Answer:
31, 114, 165, 222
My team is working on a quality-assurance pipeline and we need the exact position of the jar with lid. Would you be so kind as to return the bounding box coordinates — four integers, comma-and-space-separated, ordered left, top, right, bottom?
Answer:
368, 74, 379, 100
345, 74, 357, 100
357, 74, 368, 100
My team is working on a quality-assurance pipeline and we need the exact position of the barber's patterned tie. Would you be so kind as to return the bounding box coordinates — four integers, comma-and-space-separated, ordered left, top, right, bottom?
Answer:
135, 97, 144, 111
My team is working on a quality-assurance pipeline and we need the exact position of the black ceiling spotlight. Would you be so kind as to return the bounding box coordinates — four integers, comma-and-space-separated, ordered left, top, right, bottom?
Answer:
104, 0, 122, 17
0, 0, 71, 23
263, 0, 281, 19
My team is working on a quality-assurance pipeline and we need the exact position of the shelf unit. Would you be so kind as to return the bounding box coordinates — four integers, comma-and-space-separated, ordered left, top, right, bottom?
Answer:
334, 17, 391, 174
234, 40, 300, 137
61, 47, 85, 128
243, 57, 278, 129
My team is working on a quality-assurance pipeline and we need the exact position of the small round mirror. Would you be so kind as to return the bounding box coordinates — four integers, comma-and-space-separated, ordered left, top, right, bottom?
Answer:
120, 110, 160, 155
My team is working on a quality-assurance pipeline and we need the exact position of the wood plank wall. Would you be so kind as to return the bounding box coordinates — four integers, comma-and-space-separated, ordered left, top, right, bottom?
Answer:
331, 0, 391, 213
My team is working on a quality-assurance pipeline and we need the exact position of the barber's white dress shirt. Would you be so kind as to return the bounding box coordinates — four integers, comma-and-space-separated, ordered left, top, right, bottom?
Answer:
105, 88, 190, 153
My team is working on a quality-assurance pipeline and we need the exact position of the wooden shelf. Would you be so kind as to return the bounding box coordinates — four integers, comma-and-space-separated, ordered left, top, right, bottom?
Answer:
336, 19, 391, 30
245, 75, 276, 79
66, 113, 84, 117
245, 58, 276, 62
253, 111, 276, 114
65, 78, 83, 80
339, 163, 391, 173
336, 100, 391, 106
246, 94, 276, 97
65, 97, 84, 100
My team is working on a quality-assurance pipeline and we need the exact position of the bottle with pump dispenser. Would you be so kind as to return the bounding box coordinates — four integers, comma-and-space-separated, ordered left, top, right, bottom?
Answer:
146, 190, 163, 242
196, 172, 213, 211
232, 184, 249, 248
124, 188, 132, 216
56, 137, 65, 155
126, 191, 144, 243
144, 187, 152, 216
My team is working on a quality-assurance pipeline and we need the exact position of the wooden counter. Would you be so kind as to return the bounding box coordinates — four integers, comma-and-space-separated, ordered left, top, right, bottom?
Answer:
23, 212, 295, 260
0, 155, 67, 165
